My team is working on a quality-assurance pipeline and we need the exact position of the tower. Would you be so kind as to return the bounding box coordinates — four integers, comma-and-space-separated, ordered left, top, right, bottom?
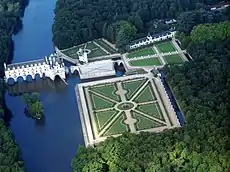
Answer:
77, 48, 88, 64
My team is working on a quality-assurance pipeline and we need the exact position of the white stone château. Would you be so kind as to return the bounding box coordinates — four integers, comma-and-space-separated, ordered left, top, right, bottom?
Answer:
128, 31, 176, 50
5, 54, 66, 83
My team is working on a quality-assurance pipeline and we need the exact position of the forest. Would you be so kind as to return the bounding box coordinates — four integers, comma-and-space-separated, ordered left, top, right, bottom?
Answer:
0, 0, 27, 171
53, 0, 229, 49
71, 22, 230, 171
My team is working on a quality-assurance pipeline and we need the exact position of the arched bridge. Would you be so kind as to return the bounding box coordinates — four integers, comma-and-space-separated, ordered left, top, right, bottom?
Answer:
5, 54, 66, 83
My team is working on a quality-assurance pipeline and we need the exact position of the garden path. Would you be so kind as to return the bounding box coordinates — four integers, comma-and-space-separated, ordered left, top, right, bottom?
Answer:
116, 82, 136, 132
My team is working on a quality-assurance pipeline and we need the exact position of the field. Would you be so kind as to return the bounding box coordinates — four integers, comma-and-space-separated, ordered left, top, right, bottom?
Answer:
156, 41, 176, 53
129, 58, 162, 66
80, 75, 176, 143
127, 47, 156, 58
60, 39, 116, 59
163, 54, 184, 64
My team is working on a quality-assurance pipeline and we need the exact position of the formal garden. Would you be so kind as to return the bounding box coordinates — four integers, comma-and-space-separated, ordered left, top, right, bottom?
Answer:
81, 76, 175, 142
155, 41, 176, 53
126, 40, 187, 67
163, 54, 184, 64
127, 47, 156, 58
129, 57, 162, 66
60, 39, 117, 59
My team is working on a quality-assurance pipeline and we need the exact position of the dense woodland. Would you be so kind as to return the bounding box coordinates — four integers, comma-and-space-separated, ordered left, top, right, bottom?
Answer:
71, 20, 230, 172
53, 0, 229, 49
0, 0, 27, 171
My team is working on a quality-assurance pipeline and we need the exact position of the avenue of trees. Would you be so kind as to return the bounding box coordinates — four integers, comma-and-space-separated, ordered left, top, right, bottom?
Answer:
23, 93, 43, 119
0, 0, 27, 171
71, 22, 230, 172
53, 0, 227, 49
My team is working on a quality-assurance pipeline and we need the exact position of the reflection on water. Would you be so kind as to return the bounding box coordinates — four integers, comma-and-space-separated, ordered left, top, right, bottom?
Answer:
7, 77, 67, 96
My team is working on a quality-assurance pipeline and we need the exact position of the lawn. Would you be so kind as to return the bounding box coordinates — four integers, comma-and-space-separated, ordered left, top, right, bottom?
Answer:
90, 94, 114, 110
122, 78, 146, 100
89, 84, 120, 101
61, 44, 85, 56
136, 103, 164, 120
94, 39, 117, 54
164, 54, 184, 64
129, 58, 162, 66
127, 47, 156, 58
132, 111, 164, 130
95, 110, 118, 130
134, 84, 156, 103
61, 40, 109, 59
103, 113, 128, 136
156, 41, 176, 53
86, 42, 98, 49
87, 48, 108, 58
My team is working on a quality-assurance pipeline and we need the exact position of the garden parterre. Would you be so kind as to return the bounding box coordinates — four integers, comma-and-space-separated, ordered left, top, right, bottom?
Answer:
77, 74, 180, 146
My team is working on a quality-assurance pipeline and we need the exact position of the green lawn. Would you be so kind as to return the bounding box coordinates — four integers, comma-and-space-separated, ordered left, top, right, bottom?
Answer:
127, 47, 156, 58
164, 54, 184, 64
61, 40, 109, 59
89, 84, 120, 101
87, 48, 108, 58
103, 113, 128, 136
134, 84, 156, 103
61, 44, 85, 57
95, 110, 118, 130
136, 103, 164, 120
156, 41, 176, 53
94, 39, 117, 54
132, 111, 164, 130
122, 79, 146, 100
86, 42, 98, 49
91, 94, 114, 110
129, 58, 162, 66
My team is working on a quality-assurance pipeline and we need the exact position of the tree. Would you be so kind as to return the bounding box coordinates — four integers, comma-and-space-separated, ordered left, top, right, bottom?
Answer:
115, 21, 137, 51
23, 92, 43, 119
71, 25, 230, 172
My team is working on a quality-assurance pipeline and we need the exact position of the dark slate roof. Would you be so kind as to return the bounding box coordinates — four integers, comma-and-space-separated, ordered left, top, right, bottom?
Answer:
6, 59, 46, 71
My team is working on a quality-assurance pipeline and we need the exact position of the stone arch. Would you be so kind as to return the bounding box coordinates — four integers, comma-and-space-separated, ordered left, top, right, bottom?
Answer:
118, 61, 123, 66
7, 77, 15, 85
34, 73, 41, 80
26, 74, 33, 82
17, 76, 25, 83
73, 69, 79, 75
114, 62, 119, 69
42, 73, 46, 79
54, 74, 61, 80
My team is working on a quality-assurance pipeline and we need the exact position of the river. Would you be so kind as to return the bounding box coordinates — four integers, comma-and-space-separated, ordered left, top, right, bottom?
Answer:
5, 0, 84, 171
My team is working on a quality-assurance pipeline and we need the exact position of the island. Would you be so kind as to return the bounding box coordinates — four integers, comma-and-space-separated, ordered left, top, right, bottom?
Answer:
23, 92, 44, 120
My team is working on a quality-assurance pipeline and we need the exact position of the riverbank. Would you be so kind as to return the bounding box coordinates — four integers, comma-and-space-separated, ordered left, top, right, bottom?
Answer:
0, 0, 29, 170
5, 1, 85, 171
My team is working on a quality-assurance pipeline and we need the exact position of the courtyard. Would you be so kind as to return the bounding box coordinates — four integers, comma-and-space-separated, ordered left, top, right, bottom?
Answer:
76, 74, 180, 146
